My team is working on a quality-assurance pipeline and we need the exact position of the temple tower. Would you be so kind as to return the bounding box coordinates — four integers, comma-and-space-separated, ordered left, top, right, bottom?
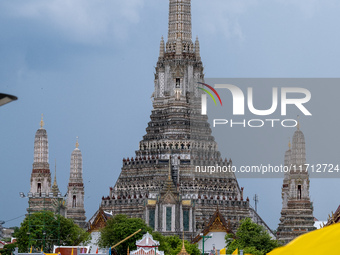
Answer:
96, 0, 273, 239
28, 116, 54, 213
66, 139, 86, 228
277, 126, 315, 244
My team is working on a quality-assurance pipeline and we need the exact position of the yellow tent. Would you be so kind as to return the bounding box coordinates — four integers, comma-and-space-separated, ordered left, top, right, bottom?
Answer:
268, 223, 340, 255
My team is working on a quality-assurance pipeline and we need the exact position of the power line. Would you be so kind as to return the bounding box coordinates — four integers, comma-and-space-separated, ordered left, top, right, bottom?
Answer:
4, 214, 25, 223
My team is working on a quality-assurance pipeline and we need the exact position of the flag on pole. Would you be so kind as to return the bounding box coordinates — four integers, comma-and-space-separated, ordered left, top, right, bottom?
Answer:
95, 248, 98, 254
219, 248, 226, 255
232, 248, 238, 255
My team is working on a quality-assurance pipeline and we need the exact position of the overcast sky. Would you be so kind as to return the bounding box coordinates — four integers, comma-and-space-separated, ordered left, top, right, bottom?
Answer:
1, 0, 340, 230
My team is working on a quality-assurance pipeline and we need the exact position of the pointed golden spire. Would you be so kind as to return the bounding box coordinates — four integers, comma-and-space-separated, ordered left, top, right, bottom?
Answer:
76, 136, 79, 148
182, 231, 185, 248
178, 231, 189, 255
40, 114, 44, 128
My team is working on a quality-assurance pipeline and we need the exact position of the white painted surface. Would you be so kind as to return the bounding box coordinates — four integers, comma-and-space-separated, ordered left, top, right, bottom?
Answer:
197, 232, 227, 252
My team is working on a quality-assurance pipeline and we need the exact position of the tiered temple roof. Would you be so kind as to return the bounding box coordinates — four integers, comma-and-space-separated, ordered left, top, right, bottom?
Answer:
131, 232, 164, 255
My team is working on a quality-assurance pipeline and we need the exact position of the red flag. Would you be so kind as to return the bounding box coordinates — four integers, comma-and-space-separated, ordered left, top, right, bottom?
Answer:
96, 248, 98, 254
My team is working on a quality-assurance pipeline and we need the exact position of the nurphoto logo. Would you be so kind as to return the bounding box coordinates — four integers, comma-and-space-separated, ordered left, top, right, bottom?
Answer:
199, 82, 312, 128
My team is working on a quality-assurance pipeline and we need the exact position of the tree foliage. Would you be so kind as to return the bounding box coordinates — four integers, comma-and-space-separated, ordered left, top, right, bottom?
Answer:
225, 218, 280, 255
98, 214, 200, 255
152, 232, 200, 255
0, 242, 17, 255
16, 211, 90, 253
98, 214, 153, 255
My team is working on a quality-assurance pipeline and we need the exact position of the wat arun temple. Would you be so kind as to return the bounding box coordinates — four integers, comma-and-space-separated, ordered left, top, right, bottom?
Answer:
86, 0, 276, 240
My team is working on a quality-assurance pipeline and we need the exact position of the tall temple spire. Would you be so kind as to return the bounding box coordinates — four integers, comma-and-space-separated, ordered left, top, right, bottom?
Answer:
277, 127, 314, 244
168, 0, 192, 43
66, 138, 86, 228
96, 0, 273, 240
69, 138, 83, 183
52, 159, 60, 196
33, 116, 49, 169
28, 116, 52, 213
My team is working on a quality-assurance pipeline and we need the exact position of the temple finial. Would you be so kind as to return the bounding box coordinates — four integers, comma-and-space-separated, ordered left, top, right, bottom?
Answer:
182, 231, 185, 248
179, 231, 189, 254
76, 136, 79, 148
51, 158, 60, 196
168, 155, 172, 181
195, 36, 201, 60
53, 159, 57, 185
159, 36, 165, 58
40, 114, 44, 128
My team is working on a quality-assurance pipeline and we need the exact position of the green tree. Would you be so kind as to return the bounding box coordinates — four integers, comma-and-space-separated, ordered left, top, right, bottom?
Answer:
0, 242, 17, 255
152, 233, 200, 255
98, 214, 152, 255
225, 218, 280, 255
98, 214, 200, 255
16, 211, 90, 253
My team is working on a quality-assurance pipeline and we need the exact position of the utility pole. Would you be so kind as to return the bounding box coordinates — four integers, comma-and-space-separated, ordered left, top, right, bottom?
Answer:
253, 194, 259, 213
200, 233, 212, 255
